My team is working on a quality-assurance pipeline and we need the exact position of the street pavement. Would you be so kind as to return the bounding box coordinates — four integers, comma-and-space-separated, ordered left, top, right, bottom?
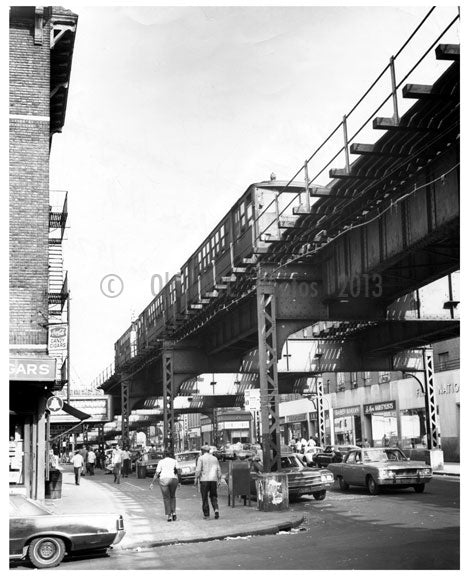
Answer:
38, 465, 305, 550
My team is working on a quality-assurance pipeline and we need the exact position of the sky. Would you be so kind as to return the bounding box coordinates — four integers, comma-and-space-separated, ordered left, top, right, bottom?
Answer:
38, 3, 461, 388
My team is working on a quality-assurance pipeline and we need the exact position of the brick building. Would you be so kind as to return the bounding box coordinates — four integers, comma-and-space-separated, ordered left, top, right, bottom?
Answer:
9, 7, 78, 499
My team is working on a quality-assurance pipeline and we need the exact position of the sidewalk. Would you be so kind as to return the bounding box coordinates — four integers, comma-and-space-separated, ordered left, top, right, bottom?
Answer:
432, 462, 460, 477
38, 466, 305, 550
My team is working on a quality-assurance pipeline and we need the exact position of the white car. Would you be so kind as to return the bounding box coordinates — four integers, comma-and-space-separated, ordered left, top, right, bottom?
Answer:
299, 446, 324, 467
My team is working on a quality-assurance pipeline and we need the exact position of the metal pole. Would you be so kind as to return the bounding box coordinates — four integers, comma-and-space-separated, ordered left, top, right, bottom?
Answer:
67, 290, 70, 402
390, 56, 399, 123
304, 160, 311, 211
342, 115, 350, 174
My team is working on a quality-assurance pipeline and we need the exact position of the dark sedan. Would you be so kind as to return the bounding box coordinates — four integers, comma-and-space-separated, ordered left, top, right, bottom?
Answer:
9, 495, 125, 568
312, 445, 359, 468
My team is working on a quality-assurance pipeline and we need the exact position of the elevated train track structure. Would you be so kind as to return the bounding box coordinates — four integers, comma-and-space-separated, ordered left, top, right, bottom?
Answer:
98, 10, 459, 471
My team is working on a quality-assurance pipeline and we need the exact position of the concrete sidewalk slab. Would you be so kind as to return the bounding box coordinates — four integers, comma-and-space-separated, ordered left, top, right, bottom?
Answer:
40, 466, 305, 550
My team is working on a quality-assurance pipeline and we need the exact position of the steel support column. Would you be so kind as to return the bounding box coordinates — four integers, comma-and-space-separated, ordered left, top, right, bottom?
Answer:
121, 377, 130, 448
163, 344, 175, 452
257, 271, 281, 472
423, 348, 440, 449
212, 407, 219, 446
316, 378, 326, 446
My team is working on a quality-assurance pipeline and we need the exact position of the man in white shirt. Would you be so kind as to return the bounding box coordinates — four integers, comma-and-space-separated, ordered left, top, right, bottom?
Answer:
87, 449, 96, 476
195, 444, 222, 519
72, 450, 84, 485
112, 446, 123, 484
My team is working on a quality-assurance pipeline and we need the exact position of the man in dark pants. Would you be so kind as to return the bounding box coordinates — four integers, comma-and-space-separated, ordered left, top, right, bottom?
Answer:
195, 445, 222, 519
72, 450, 84, 485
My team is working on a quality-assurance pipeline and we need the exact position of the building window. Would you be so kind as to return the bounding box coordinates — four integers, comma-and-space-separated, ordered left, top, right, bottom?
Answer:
438, 352, 449, 371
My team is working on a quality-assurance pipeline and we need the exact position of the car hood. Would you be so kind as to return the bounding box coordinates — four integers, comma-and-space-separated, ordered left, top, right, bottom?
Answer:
368, 460, 430, 469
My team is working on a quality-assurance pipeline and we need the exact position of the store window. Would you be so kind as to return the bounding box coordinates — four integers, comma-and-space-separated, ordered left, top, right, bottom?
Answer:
400, 408, 427, 449
9, 416, 24, 485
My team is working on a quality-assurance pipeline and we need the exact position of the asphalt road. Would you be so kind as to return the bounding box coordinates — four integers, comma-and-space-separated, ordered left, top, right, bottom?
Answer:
16, 475, 458, 571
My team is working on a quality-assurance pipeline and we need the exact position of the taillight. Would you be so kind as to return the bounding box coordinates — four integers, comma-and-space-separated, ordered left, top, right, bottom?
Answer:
117, 515, 124, 530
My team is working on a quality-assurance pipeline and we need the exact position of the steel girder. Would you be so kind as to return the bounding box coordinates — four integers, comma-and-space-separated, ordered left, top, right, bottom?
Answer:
423, 348, 440, 450
121, 377, 130, 448
162, 344, 175, 451
256, 271, 281, 472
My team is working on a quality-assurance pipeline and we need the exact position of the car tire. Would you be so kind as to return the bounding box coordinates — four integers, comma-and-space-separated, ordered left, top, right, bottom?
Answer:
366, 475, 380, 496
313, 490, 326, 501
414, 484, 425, 493
28, 536, 66, 569
338, 476, 349, 491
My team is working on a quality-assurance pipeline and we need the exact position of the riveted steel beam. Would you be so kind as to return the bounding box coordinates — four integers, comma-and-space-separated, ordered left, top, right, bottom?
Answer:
423, 348, 440, 449
162, 344, 175, 452
316, 377, 326, 447
121, 376, 130, 448
257, 268, 281, 472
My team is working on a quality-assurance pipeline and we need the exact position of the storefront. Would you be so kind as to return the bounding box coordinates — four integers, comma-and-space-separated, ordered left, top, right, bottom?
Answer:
364, 401, 398, 447
9, 357, 57, 499
333, 405, 362, 445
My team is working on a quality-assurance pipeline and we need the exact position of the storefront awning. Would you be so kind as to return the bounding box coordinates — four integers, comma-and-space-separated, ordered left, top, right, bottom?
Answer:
61, 401, 91, 421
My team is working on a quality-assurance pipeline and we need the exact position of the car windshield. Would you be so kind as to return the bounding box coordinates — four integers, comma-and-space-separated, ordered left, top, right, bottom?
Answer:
147, 452, 163, 460
281, 456, 302, 469
176, 452, 199, 462
363, 449, 406, 462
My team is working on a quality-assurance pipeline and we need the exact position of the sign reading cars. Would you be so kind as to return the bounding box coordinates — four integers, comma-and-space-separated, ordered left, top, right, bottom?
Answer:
9, 357, 56, 381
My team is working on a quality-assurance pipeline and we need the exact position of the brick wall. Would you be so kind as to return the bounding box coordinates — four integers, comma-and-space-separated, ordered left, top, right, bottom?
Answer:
9, 8, 51, 348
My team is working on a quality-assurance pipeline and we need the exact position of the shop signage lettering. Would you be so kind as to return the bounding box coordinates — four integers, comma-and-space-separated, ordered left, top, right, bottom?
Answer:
334, 405, 360, 418
364, 400, 396, 414
48, 325, 68, 351
416, 382, 459, 397
286, 413, 307, 423
9, 357, 56, 381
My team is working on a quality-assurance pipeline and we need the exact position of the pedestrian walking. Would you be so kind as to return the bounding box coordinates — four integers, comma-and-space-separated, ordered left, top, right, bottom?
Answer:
363, 438, 371, 448
150, 449, 179, 522
195, 444, 222, 520
112, 445, 123, 484
72, 450, 83, 485
87, 448, 96, 475
307, 436, 316, 448
80, 446, 88, 476
121, 447, 131, 477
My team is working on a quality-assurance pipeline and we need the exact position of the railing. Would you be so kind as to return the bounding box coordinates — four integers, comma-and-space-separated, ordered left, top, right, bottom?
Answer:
92, 362, 115, 389
252, 6, 460, 247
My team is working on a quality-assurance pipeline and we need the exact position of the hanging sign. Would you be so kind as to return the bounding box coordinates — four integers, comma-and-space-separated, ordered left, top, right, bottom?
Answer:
48, 324, 68, 351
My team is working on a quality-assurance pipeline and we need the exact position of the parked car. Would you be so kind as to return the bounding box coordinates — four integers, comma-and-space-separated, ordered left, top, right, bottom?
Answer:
9, 495, 125, 569
219, 443, 237, 461
235, 443, 262, 460
312, 445, 359, 468
300, 446, 324, 467
328, 447, 433, 495
140, 450, 164, 477
175, 451, 200, 483
250, 453, 334, 501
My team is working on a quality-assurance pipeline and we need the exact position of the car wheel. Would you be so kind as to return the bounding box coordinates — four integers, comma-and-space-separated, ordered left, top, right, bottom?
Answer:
28, 536, 66, 569
313, 490, 326, 501
414, 484, 425, 493
366, 475, 380, 496
338, 476, 349, 491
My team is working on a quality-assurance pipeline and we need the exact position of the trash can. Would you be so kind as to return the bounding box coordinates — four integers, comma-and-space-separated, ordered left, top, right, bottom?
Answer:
228, 460, 251, 507
255, 472, 289, 511
45, 469, 63, 500
136, 462, 147, 479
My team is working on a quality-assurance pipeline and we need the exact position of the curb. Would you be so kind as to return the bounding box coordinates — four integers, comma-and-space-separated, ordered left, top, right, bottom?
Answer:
116, 514, 305, 550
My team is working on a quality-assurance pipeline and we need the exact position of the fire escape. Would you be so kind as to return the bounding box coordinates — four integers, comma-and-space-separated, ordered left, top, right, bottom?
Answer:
48, 190, 69, 389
